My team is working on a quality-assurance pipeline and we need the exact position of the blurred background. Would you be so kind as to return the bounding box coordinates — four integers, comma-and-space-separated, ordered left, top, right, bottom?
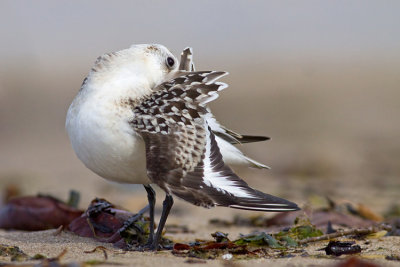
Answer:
0, 1, 399, 217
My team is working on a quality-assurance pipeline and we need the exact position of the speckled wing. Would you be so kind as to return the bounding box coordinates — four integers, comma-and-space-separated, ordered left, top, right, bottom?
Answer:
130, 71, 228, 193
130, 72, 299, 211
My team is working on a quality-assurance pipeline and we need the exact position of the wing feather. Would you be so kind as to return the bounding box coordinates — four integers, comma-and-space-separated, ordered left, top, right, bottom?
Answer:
130, 71, 299, 211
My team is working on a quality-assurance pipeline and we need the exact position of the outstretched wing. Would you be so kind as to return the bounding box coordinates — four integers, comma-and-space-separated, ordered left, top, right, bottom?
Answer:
130, 71, 299, 211
178, 47, 270, 170
179, 47, 270, 145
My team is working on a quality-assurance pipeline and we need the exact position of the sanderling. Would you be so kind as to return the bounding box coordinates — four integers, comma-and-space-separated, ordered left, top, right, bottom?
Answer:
66, 44, 299, 250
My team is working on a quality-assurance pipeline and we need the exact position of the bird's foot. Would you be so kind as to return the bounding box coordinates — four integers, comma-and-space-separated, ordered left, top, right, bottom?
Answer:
138, 236, 160, 251
138, 243, 159, 252
127, 241, 159, 252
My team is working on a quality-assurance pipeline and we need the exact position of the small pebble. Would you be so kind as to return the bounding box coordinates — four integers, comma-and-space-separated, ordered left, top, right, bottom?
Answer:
222, 253, 233, 260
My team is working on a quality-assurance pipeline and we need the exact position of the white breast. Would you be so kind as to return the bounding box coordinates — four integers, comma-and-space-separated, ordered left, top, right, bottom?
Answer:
66, 87, 150, 185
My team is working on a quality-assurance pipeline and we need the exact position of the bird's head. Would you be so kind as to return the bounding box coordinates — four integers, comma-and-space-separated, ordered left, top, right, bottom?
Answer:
86, 44, 179, 97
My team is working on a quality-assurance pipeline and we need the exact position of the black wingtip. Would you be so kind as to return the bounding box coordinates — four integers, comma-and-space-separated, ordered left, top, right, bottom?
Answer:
289, 203, 301, 211
239, 135, 270, 144
228, 189, 300, 212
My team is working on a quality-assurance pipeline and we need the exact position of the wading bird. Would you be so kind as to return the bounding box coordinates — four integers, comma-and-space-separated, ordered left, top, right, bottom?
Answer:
66, 44, 299, 250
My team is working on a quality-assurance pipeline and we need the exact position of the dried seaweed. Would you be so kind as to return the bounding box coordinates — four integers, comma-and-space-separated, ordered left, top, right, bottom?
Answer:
0, 195, 83, 231
0, 244, 30, 262
69, 198, 150, 248
234, 232, 283, 248
0, 245, 69, 265
171, 214, 397, 261
172, 229, 311, 260
68, 198, 172, 249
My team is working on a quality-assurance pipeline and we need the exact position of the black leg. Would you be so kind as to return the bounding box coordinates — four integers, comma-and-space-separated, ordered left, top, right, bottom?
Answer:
143, 184, 155, 245
151, 194, 173, 250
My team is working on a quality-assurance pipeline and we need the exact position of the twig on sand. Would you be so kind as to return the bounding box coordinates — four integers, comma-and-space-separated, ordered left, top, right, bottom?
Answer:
84, 246, 109, 260
54, 248, 68, 260
52, 225, 64, 236
298, 224, 392, 245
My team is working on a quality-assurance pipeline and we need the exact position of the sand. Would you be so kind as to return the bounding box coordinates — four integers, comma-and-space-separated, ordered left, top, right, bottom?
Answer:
1, 221, 400, 266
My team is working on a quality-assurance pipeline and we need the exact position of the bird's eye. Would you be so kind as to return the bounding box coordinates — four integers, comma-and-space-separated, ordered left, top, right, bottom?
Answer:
166, 57, 175, 68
